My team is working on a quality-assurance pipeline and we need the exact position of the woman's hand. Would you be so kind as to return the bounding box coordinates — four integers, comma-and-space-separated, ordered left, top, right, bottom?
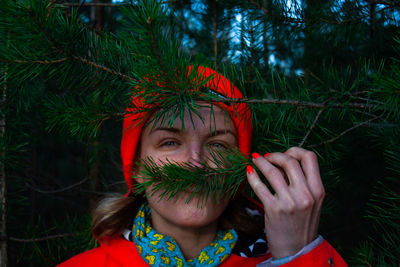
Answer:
246, 147, 325, 259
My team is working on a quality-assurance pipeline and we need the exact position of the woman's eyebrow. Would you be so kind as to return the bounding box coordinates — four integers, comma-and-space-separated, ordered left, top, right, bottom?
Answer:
149, 127, 236, 138
149, 126, 181, 135
209, 129, 237, 137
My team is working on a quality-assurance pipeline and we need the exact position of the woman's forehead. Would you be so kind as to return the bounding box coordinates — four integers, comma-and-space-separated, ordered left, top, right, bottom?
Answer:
146, 104, 237, 134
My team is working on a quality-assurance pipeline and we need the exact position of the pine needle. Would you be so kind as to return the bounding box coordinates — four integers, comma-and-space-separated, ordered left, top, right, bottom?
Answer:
134, 148, 250, 206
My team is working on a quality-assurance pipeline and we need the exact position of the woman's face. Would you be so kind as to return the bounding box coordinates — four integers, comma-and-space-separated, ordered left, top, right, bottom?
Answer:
137, 104, 238, 229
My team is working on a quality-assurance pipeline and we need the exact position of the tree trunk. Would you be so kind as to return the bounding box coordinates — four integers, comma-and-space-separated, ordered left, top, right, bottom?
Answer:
262, 0, 269, 70
369, 2, 375, 40
0, 68, 8, 267
212, 0, 218, 68
89, 0, 106, 207
91, 0, 105, 32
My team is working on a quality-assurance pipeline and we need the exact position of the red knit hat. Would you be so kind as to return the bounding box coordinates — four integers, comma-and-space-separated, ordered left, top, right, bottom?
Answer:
121, 66, 252, 192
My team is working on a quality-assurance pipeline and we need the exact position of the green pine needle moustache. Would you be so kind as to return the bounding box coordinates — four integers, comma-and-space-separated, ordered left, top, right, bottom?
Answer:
134, 148, 249, 205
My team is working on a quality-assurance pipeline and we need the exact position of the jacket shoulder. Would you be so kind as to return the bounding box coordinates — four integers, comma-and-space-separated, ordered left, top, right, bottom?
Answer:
57, 247, 110, 267
279, 240, 348, 267
220, 253, 270, 266
57, 237, 149, 267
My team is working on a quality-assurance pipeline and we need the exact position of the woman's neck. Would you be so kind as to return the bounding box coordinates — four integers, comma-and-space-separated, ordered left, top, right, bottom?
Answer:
150, 207, 219, 260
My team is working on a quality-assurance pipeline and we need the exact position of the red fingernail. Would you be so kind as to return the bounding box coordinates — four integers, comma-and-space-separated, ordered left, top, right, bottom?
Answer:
247, 165, 254, 174
264, 153, 271, 157
252, 152, 261, 159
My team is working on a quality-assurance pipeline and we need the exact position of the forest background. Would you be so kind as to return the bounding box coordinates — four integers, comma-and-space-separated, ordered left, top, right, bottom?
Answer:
0, 0, 399, 266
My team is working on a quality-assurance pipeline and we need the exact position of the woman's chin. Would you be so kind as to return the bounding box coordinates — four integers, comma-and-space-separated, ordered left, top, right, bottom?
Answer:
148, 192, 229, 229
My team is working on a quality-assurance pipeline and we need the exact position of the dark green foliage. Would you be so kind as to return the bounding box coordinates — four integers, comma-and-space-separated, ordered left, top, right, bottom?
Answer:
0, 0, 399, 266
348, 131, 400, 266
135, 148, 250, 205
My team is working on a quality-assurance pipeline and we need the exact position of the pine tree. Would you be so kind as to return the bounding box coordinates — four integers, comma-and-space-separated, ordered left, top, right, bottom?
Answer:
0, 0, 399, 266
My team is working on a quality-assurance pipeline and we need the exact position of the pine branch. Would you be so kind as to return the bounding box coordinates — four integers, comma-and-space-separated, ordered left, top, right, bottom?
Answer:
298, 109, 324, 147
146, 17, 169, 79
319, 6, 392, 25
248, 0, 305, 24
46, 0, 56, 19
24, 3, 137, 84
308, 116, 381, 148
71, 56, 136, 82
61, 2, 127, 7
27, 5, 65, 53
355, 146, 400, 265
211, 97, 378, 110
26, 177, 89, 194
6, 233, 78, 243
0, 56, 135, 84
134, 149, 250, 205
60, 1, 177, 7
0, 58, 67, 64
248, 0, 393, 25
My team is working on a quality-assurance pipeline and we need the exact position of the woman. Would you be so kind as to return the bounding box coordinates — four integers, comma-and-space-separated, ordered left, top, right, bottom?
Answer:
59, 67, 347, 266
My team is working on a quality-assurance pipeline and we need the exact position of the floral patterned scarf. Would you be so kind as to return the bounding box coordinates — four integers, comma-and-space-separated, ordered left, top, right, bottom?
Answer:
132, 202, 238, 266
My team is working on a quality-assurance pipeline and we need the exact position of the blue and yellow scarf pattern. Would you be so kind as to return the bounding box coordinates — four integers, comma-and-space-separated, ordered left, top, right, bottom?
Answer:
132, 203, 238, 266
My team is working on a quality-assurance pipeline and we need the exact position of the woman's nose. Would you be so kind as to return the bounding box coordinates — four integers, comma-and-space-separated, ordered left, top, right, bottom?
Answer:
187, 144, 203, 168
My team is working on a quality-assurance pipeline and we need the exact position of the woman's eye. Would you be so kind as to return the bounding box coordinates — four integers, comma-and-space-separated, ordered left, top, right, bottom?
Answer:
161, 140, 178, 147
209, 143, 227, 149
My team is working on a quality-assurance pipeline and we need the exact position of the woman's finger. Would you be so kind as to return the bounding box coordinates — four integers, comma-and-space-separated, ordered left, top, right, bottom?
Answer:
284, 147, 325, 201
246, 165, 274, 206
262, 152, 308, 189
251, 153, 291, 196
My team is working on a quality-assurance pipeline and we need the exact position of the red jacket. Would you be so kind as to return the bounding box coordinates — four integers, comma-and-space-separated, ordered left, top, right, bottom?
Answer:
58, 236, 347, 267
